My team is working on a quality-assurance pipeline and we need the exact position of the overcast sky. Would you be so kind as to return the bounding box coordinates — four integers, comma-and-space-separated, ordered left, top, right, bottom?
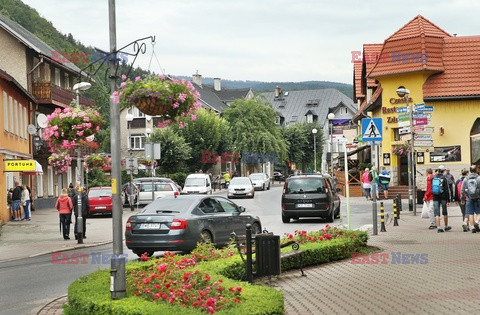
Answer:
21, 0, 480, 84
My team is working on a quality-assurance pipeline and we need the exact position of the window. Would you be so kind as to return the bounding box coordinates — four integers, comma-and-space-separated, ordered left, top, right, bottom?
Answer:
48, 166, 54, 196
19, 103, 23, 138
217, 198, 239, 213
3, 92, 7, 131
54, 68, 61, 86
393, 128, 400, 141
14, 100, 18, 136
129, 107, 145, 118
36, 173, 44, 197
130, 134, 145, 149
64, 73, 70, 89
306, 114, 313, 123
198, 198, 222, 214
8, 96, 13, 133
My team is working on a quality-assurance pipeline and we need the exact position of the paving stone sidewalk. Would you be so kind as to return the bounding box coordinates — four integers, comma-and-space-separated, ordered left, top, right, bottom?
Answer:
277, 205, 480, 315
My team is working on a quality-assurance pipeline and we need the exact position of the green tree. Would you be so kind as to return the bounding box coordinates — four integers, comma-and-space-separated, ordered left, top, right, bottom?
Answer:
223, 97, 287, 166
282, 122, 324, 172
149, 127, 191, 175
173, 108, 230, 173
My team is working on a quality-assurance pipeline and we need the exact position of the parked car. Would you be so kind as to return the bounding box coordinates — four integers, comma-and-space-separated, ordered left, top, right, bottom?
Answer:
183, 174, 212, 194
87, 187, 112, 216
125, 195, 262, 256
249, 173, 270, 190
281, 174, 340, 223
273, 171, 285, 181
122, 177, 182, 206
136, 182, 179, 205
227, 177, 255, 199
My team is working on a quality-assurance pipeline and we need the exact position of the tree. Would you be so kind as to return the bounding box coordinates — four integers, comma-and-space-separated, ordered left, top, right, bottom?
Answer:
149, 127, 191, 175
223, 97, 287, 169
282, 122, 324, 172
173, 108, 230, 173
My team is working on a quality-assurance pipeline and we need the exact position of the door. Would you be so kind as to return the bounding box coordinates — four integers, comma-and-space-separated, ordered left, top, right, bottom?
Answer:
215, 197, 248, 236
197, 198, 230, 244
399, 156, 408, 185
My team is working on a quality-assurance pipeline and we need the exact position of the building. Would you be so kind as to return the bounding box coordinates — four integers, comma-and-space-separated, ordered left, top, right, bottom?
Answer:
353, 15, 480, 191
0, 13, 93, 212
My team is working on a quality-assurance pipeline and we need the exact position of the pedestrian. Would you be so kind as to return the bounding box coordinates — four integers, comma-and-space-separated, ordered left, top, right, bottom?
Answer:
11, 181, 22, 221
432, 165, 451, 233
223, 172, 231, 188
21, 184, 31, 221
7, 188, 13, 220
461, 165, 480, 233
68, 183, 76, 201
423, 168, 436, 229
456, 169, 469, 231
27, 185, 34, 212
370, 167, 380, 200
379, 167, 391, 199
125, 181, 138, 211
73, 187, 89, 240
55, 188, 73, 240
445, 168, 455, 202
361, 168, 371, 200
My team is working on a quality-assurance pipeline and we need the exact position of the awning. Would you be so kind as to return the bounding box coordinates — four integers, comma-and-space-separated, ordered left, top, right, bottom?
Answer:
4, 159, 43, 174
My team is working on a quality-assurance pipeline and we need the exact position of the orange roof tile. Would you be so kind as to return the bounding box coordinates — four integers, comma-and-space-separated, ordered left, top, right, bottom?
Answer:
363, 44, 383, 87
424, 36, 480, 98
368, 15, 452, 78
353, 62, 364, 100
353, 86, 383, 120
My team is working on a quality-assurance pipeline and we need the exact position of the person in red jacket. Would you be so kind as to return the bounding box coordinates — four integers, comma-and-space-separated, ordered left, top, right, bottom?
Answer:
423, 168, 436, 229
55, 188, 73, 240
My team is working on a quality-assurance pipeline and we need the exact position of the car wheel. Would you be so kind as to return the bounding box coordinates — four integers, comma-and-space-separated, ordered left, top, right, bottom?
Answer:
250, 194, 254, 199
267, 183, 270, 190
326, 206, 335, 223
335, 205, 341, 219
251, 222, 261, 235
200, 230, 213, 244
282, 213, 290, 223
262, 184, 265, 191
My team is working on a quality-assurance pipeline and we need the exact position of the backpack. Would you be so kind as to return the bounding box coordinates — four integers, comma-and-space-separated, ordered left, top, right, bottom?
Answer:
431, 177, 444, 195
368, 172, 373, 182
456, 179, 464, 201
466, 177, 480, 200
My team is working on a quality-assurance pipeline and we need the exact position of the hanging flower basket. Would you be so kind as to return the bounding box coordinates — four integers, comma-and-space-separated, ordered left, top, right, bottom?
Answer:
85, 154, 110, 169
117, 74, 202, 120
48, 151, 72, 174
42, 105, 105, 151
139, 158, 157, 168
392, 143, 411, 157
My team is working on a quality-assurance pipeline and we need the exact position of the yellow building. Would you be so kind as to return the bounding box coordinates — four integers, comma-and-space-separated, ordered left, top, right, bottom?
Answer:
353, 15, 480, 191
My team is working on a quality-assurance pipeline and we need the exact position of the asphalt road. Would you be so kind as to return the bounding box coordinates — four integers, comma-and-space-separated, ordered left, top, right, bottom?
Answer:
0, 185, 378, 314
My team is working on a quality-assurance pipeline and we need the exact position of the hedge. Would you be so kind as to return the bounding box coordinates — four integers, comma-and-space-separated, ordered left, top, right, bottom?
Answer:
65, 230, 368, 314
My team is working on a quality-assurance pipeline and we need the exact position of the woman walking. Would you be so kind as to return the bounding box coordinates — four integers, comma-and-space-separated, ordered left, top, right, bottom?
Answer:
21, 184, 31, 221
362, 168, 372, 200
55, 188, 73, 240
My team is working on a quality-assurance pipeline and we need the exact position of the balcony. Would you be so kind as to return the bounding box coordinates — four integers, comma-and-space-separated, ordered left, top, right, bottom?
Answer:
32, 82, 94, 107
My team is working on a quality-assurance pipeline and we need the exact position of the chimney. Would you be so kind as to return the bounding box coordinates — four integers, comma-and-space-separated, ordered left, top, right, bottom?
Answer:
192, 72, 202, 86
274, 86, 282, 97
213, 78, 221, 91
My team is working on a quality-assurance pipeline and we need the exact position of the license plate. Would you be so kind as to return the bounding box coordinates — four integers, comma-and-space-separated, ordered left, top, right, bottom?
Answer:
140, 223, 161, 229
96, 206, 107, 209
296, 203, 313, 208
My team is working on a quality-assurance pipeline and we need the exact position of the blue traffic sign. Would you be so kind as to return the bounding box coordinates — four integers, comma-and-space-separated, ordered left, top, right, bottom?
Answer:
416, 105, 434, 112
361, 118, 383, 141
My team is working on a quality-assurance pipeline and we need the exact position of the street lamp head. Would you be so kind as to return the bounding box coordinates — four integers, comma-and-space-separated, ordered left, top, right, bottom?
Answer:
312, 128, 318, 134
327, 113, 335, 120
125, 113, 134, 122
73, 82, 92, 93
145, 127, 152, 138
396, 86, 410, 98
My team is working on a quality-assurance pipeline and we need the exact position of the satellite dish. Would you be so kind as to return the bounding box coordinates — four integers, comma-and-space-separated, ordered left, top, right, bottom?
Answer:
27, 124, 37, 135
37, 114, 48, 128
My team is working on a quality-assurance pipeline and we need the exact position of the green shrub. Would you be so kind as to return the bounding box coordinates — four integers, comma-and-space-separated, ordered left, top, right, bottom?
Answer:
169, 172, 188, 187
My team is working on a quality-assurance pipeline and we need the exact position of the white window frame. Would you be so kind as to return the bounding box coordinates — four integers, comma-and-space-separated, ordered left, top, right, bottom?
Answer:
48, 166, 54, 196
306, 114, 313, 123
36, 173, 44, 197
64, 72, 70, 89
19, 102, 24, 138
129, 106, 145, 118
13, 99, 18, 136
8, 96, 13, 133
130, 134, 145, 150
67, 166, 72, 187
54, 68, 61, 86
3, 91, 7, 131
23, 106, 28, 139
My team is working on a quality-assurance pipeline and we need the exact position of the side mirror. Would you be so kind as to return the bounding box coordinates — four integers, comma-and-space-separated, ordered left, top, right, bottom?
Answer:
239, 206, 246, 213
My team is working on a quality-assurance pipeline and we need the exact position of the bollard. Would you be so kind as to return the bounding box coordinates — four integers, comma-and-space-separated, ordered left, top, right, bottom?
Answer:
245, 224, 253, 284
380, 202, 387, 232
393, 198, 399, 226
396, 195, 400, 220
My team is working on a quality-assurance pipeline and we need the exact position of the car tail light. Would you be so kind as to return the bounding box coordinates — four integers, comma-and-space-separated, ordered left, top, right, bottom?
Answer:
174, 191, 179, 198
283, 182, 287, 194
126, 219, 132, 231
170, 219, 188, 230
282, 203, 286, 211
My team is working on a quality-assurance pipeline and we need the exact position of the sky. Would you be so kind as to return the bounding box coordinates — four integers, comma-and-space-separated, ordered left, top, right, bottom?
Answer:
20, 0, 480, 84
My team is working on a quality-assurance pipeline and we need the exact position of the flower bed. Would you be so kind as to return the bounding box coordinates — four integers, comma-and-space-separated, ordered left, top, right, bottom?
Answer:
65, 227, 369, 314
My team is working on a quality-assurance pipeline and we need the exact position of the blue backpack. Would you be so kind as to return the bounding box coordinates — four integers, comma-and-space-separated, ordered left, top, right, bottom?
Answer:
432, 177, 444, 195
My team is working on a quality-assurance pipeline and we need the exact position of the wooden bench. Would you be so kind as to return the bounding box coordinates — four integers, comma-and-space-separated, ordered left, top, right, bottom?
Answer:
230, 231, 306, 282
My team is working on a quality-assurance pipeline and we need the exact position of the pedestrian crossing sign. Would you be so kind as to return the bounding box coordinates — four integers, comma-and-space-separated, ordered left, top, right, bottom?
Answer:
361, 118, 382, 141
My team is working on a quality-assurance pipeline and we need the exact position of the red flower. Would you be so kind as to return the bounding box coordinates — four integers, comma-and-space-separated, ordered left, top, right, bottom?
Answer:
324, 233, 333, 240
288, 234, 293, 239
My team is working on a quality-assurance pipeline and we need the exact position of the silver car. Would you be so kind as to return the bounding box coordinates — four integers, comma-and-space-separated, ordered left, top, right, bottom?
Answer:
228, 177, 255, 198
136, 182, 179, 205
249, 173, 271, 190
125, 195, 261, 256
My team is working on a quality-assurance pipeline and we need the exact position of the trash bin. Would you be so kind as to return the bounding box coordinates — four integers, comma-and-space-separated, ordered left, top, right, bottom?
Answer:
255, 234, 281, 276
417, 190, 425, 204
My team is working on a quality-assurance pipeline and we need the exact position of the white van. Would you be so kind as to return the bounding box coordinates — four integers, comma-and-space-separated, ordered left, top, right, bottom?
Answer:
183, 174, 212, 194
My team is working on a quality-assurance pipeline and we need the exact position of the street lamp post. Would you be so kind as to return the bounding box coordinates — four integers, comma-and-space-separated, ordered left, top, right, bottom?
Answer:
396, 86, 415, 214
328, 113, 335, 174
144, 128, 155, 203
73, 81, 91, 245
312, 128, 318, 172
126, 113, 134, 211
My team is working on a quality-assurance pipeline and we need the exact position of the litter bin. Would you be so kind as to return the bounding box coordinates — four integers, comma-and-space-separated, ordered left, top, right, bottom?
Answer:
255, 234, 281, 276
417, 190, 425, 204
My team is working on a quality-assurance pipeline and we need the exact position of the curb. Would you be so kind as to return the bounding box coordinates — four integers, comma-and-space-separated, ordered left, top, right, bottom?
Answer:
37, 295, 67, 315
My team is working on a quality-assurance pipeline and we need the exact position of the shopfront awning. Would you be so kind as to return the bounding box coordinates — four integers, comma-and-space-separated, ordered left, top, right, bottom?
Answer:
4, 159, 43, 175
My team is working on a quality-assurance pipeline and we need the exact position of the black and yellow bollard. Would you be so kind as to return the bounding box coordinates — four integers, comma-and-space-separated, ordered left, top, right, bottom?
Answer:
380, 202, 387, 232
393, 198, 399, 226
396, 196, 400, 220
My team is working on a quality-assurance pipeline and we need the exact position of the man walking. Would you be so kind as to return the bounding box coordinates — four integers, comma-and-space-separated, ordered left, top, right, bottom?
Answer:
379, 167, 391, 199
11, 181, 22, 221
461, 165, 480, 233
432, 165, 451, 233
445, 168, 455, 202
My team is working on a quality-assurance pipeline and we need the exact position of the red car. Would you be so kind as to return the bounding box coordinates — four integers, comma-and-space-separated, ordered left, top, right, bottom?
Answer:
87, 187, 112, 216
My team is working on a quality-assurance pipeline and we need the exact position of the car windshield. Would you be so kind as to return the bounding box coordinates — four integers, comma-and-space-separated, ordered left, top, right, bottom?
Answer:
231, 178, 251, 185
249, 174, 264, 180
88, 189, 112, 197
185, 178, 205, 186
286, 178, 326, 194
142, 198, 195, 214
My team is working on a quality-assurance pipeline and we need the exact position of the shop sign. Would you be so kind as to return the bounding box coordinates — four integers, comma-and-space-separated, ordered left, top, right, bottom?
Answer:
4, 160, 36, 171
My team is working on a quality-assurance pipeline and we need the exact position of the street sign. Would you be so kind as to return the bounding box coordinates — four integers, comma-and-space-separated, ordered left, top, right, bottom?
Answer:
125, 157, 138, 169
400, 134, 412, 141
398, 113, 410, 121
412, 113, 432, 119
416, 105, 434, 112
396, 107, 408, 113
398, 121, 411, 127
399, 127, 411, 135
361, 118, 382, 141
414, 134, 433, 141
414, 103, 425, 110
414, 118, 428, 126
414, 140, 434, 147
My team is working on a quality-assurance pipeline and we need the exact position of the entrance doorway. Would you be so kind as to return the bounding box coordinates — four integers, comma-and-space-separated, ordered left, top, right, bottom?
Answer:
471, 118, 480, 166
399, 155, 408, 185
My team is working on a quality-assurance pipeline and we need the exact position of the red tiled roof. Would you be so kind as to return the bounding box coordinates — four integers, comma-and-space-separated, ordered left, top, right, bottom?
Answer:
353, 62, 364, 100
423, 36, 480, 98
363, 44, 383, 87
353, 86, 383, 120
369, 15, 452, 78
